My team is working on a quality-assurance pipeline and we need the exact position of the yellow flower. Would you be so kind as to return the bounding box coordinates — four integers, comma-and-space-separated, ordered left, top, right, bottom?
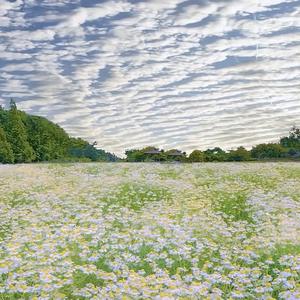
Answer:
160, 292, 172, 297
52, 292, 66, 299
265, 282, 272, 287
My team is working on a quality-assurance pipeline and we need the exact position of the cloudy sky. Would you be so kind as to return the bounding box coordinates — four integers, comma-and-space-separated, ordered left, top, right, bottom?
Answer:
0, 0, 300, 155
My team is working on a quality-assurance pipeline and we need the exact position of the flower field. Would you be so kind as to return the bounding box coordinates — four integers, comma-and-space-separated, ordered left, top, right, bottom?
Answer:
0, 163, 299, 300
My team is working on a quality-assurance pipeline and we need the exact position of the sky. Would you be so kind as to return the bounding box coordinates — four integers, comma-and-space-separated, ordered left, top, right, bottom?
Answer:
0, 0, 300, 156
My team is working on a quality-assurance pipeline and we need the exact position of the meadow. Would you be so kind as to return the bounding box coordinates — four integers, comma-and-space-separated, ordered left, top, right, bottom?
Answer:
0, 162, 299, 300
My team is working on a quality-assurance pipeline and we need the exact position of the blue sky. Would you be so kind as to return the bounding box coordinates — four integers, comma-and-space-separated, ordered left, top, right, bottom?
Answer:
0, 0, 299, 155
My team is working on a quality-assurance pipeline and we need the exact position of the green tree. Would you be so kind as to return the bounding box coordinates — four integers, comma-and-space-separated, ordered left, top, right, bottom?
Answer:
227, 147, 251, 161
204, 147, 227, 161
25, 115, 71, 161
6, 102, 35, 163
9, 98, 17, 110
280, 126, 300, 149
251, 143, 286, 159
0, 101, 119, 163
0, 127, 14, 163
188, 150, 205, 162
125, 149, 145, 162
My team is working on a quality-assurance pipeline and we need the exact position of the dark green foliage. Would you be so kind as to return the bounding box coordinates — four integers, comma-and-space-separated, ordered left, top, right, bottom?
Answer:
24, 114, 71, 161
0, 127, 14, 163
188, 150, 205, 162
251, 143, 286, 159
69, 141, 119, 162
280, 126, 300, 149
125, 148, 150, 162
203, 147, 227, 162
0, 101, 119, 164
6, 105, 35, 163
227, 146, 252, 161
125, 148, 151, 162
125, 149, 143, 162
125, 127, 300, 162
279, 126, 300, 160
0, 100, 298, 164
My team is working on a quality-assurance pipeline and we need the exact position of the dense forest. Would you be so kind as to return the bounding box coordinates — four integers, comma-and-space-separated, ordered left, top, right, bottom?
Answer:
0, 100, 119, 163
125, 127, 300, 162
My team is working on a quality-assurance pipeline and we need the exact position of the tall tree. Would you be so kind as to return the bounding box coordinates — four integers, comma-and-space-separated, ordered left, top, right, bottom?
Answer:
6, 102, 35, 163
9, 98, 17, 110
280, 126, 300, 149
251, 143, 286, 159
227, 147, 251, 161
188, 150, 205, 162
204, 147, 227, 161
0, 127, 14, 163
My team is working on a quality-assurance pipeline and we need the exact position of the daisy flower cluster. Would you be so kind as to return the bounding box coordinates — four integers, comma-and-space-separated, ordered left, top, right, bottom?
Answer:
0, 162, 299, 299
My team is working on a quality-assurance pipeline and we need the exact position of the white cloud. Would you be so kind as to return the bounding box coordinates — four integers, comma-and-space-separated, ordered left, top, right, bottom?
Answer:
0, 0, 299, 155
55, 1, 132, 36
0, 0, 22, 15
174, 3, 221, 26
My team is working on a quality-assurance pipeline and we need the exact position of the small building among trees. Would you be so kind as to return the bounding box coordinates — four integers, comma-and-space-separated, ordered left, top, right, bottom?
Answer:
143, 147, 163, 161
165, 149, 186, 161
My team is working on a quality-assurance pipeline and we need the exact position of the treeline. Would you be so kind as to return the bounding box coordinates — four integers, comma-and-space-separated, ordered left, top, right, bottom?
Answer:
125, 127, 300, 162
0, 100, 119, 163
1, 99, 299, 164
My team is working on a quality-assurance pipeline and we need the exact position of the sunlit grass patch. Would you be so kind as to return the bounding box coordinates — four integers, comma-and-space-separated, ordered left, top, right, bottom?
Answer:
0, 223, 11, 242
68, 242, 85, 266
258, 243, 300, 264
0, 292, 31, 300
277, 166, 300, 179
192, 167, 218, 187
237, 172, 279, 191
72, 270, 104, 289
211, 190, 254, 223
157, 168, 181, 180
83, 165, 101, 175
290, 193, 300, 202
128, 244, 164, 275
101, 183, 172, 211
5, 191, 36, 208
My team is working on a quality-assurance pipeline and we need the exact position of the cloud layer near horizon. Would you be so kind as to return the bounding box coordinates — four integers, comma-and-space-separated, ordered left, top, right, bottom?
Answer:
0, 0, 300, 155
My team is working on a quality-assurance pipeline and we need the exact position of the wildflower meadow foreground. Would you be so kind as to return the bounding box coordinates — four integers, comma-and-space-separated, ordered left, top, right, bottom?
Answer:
0, 163, 299, 300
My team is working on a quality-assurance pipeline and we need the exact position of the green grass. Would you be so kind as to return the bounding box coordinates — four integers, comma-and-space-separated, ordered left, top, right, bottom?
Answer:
101, 183, 172, 211
72, 270, 104, 288
0, 191, 33, 208
211, 191, 254, 224
193, 168, 217, 187
84, 166, 101, 175
68, 242, 84, 266
258, 243, 300, 263
157, 168, 181, 180
277, 166, 300, 180
0, 223, 11, 241
0, 293, 30, 300
237, 172, 278, 191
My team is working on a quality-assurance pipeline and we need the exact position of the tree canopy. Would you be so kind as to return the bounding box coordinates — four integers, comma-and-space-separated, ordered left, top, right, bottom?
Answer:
124, 127, 300, 162
0, 100, 298, 164
0, 101, 119, 164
